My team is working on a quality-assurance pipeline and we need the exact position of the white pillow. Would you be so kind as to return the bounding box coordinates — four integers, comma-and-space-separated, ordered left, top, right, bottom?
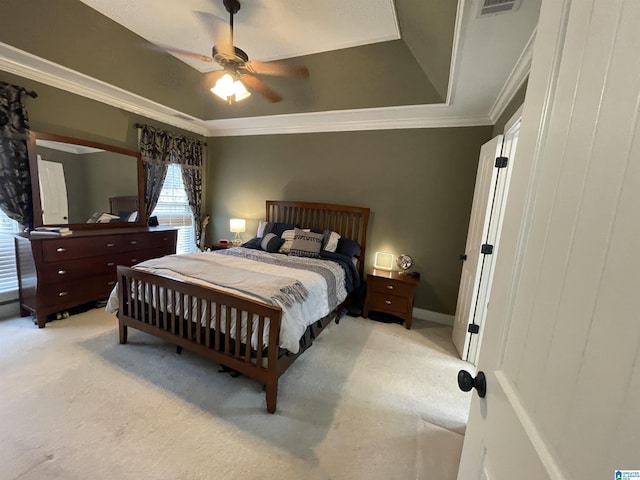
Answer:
323, 230, 341, 252
256, 220, 268, 237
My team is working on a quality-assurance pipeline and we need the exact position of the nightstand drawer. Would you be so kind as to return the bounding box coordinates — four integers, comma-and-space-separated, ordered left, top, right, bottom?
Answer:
369, 277, 413, 297
369, 293, 410, 314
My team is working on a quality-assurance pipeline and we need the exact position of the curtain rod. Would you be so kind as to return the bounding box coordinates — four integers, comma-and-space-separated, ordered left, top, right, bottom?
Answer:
23, 88, 37, 98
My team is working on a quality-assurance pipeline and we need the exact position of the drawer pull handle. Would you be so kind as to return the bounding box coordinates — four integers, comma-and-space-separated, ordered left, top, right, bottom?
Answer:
58, 291, 68, 297
385, 300, 392, 305
107, 281, 116, 286
163, 237, 168, 240
131, 259, 138, 263
57, 270, 67, 275
130, 240, 137, 245
56, 247, 66, 253
386, 285, 395, 290
107, 262, 115, 267
106, 243, 115, 247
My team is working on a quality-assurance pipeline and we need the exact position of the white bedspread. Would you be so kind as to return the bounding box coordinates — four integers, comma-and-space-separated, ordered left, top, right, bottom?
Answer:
106, 248, 347, 353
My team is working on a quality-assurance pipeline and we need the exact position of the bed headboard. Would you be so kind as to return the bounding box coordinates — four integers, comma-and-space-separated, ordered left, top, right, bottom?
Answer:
266, 200, 370, 277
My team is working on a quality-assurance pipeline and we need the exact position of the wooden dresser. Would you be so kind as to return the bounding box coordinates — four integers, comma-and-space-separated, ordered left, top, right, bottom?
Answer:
15, 227, 177, 328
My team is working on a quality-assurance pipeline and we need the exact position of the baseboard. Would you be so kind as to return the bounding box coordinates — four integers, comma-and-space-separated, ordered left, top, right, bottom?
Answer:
413, 308, 454, 327
0, 300, 20, 320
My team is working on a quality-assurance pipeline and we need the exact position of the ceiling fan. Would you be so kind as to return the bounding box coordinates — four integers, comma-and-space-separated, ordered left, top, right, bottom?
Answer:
162, 0, 309, 104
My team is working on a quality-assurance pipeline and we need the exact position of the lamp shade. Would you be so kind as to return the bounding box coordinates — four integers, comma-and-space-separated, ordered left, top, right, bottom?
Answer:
211, 73, 251, 103
230, 218, 246, 233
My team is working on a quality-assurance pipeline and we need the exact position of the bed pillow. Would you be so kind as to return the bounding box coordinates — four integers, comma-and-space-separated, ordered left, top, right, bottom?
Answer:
322, 230, 341, 252
263, 222, 299, 236
241, 236, 262, 249
289, 228, 324, 258
260, 233, 284, 253
337, 237, 361, 258
256, 220, 268, 237
279, 228, 310, 253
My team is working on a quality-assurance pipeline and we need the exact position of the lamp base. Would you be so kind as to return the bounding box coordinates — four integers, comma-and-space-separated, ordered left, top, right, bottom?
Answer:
232, 233, 242, 246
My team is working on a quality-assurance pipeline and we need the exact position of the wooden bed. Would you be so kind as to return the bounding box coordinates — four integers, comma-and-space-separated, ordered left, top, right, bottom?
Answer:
116, 200, 370, 413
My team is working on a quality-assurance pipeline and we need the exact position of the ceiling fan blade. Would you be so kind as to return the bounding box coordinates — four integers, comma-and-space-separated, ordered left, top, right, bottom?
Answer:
240, 74, 283, 103
213, 21, 234, 57
244, 61, 310, 78
157, 45, 214, 63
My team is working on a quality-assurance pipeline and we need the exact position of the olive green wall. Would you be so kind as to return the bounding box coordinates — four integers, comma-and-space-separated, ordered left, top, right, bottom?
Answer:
493, 79, 528, 136
206, 127, 493, 315
0, 71, 202, 148
2, 69, 494, 316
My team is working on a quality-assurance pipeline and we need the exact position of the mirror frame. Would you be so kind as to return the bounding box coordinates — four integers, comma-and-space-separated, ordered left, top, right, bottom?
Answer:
28, 131, 146, 230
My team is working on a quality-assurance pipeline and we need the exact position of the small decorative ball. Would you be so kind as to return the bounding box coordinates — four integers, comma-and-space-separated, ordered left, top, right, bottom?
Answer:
396, 254, 413, 271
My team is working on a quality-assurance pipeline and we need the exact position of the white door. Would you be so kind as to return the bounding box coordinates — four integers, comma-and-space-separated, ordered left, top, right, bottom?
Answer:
38, 157, 69, 224
452, 136, 502, 360
458, 0, 640, 478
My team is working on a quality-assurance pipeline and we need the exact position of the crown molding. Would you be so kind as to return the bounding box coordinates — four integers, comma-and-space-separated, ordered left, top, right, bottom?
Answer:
488, 29, 535, 123
204, 107, 492, 137
1, 42, 493, 138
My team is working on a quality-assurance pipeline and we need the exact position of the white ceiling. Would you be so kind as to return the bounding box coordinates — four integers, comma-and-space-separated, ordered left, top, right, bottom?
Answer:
0, 0, 541, 136
78, 0, 401, 72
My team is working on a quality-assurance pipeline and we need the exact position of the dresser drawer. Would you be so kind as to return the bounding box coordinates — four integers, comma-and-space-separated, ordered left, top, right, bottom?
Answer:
41, 235, 127, 262
120, 231, 177, 252
369, 293, 410, 315
369, 276, 414, 297
38, 274, 117, 309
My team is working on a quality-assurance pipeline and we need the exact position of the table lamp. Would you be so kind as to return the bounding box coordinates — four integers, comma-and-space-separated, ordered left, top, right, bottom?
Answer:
230, 218, 246, 246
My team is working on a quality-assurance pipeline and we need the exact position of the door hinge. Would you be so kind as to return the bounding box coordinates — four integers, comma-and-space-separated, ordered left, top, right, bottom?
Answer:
495, 156, 509, 168
481, 244, 494, 255
468, 324, 480, 334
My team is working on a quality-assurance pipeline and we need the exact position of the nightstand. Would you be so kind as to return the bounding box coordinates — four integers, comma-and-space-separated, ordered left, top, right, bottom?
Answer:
210, 243, 233, 251
363, 268, 419, 329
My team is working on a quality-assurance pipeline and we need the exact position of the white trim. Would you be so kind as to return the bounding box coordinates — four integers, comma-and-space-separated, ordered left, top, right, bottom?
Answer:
412, 307, 454, 326
495, 371, 569, 479
204, 108, 492, 137
488, 30, 535, 124
445, 0, 469, 105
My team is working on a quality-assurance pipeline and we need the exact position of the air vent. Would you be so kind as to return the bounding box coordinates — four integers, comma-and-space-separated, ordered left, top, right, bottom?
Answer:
477, 0, 522, 17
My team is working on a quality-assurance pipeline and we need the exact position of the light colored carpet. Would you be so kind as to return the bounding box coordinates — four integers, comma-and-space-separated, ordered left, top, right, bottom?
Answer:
0, 308, 471, 480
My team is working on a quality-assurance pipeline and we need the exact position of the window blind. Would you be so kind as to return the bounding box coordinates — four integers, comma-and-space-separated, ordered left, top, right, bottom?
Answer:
152, 163, 195, 254
0, 210, 21, 300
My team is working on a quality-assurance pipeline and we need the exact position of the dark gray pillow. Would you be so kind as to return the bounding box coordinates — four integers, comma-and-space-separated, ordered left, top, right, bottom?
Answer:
260, 233, 284, 253
289, 228, 323, 258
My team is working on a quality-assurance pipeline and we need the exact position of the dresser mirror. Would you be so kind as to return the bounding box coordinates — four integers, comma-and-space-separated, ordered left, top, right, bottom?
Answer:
28, 131, 145, 230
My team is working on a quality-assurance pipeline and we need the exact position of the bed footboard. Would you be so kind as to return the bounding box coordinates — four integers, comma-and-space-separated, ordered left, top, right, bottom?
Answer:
116, 265, 284, 413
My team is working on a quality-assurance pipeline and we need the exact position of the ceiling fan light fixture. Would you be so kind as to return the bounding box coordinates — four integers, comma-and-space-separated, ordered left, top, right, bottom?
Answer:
211, 73, 251, 104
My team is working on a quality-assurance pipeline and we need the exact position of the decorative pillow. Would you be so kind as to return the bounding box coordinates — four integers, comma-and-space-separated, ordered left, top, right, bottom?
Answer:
289, 228, 323, 258
241, 236, 262, 249
337, 237, 361, 258
322, 230, 341, 252
260, 233, 284, 253
279, 228, 310, 253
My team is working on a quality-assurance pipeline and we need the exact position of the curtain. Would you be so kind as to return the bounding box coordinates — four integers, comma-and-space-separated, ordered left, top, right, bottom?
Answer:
0, 82, 33, 231
139, 125, 204, 248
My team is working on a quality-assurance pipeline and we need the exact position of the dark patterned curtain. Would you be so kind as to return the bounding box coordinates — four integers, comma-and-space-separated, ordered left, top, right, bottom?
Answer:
0, 82, 33, 231
138, 125, 204, 249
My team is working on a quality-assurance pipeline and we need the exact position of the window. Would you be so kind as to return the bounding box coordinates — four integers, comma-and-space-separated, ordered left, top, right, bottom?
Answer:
0, 210, 21, 301
151, 163, 195, 254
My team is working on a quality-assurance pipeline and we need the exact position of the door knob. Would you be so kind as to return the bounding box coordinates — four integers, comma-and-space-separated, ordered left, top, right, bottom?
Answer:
459, 253, 467, 261
457, 370, 486, 398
